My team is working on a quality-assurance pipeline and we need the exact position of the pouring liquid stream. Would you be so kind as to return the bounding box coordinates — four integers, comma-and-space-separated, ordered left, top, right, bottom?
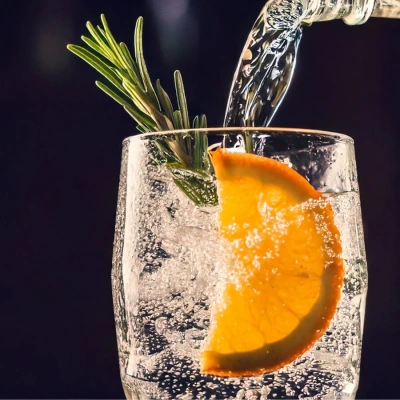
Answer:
224, 0, 400, 128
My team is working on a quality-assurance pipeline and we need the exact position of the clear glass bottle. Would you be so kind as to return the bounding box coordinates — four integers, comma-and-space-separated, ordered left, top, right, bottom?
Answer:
301, 0, 400, 25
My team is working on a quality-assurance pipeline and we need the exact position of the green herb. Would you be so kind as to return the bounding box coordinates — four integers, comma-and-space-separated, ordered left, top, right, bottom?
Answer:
68, 15, 217, 206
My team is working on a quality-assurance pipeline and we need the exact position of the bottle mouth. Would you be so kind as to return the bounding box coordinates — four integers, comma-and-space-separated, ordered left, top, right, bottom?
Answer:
342, 0, 375, 24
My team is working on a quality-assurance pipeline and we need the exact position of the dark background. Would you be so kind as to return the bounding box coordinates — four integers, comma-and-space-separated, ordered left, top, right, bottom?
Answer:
2, 0, 400, 398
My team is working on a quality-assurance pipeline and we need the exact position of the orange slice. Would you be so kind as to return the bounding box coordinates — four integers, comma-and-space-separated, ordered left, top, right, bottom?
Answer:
201, 149, 344, 377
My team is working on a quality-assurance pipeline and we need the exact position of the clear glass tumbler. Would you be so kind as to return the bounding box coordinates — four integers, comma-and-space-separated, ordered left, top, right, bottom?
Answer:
112, 128, 367, 400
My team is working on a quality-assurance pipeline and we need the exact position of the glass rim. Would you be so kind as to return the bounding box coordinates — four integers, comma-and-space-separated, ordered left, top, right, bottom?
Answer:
123, 127, 353, 143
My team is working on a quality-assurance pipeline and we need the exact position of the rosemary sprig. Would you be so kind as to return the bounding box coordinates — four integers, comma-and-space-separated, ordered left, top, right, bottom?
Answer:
67, 14, 206, 134
67, 15, 217, 206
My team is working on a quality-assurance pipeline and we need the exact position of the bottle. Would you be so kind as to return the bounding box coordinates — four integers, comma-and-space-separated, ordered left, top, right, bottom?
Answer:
300, 0, 400, 25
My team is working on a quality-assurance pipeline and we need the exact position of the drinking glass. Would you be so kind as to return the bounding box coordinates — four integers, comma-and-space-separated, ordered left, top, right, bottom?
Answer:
112, 128, 367, 400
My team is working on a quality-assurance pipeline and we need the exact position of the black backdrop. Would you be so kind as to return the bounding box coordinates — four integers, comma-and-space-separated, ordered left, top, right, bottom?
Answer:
2, 0, 400, 398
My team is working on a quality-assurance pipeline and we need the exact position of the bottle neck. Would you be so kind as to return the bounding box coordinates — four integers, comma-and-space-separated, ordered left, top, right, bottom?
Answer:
301, 0, 376, 25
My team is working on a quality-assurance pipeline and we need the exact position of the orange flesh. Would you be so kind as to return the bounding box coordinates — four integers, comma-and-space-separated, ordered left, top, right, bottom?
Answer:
200, 149, 344, 377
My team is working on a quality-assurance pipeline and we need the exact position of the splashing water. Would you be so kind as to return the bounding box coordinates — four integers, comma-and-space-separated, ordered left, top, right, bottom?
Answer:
224, 0, 304, 127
